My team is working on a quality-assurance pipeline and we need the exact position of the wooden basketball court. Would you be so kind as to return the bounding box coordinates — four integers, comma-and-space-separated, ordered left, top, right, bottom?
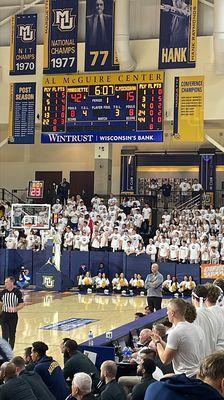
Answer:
13, 291, 152, 365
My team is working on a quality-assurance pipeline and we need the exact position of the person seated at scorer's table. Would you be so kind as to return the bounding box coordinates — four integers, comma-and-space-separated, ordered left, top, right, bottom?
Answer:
16, 266, 31, 289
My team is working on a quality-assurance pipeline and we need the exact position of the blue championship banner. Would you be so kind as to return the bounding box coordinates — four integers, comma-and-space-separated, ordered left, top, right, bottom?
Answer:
43, 0, 78, 74
41, 71, 164, 144
85, 0, 119, 72
8, 83, 36, 144
159, 0, 198, 69
10, 14, 37, 75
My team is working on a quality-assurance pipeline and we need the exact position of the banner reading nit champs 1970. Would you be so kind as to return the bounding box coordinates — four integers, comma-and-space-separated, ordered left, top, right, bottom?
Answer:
159, 0, 198, 69
85, 0, 119, 71
43, 0, 78, 74
10, 14, 37, 75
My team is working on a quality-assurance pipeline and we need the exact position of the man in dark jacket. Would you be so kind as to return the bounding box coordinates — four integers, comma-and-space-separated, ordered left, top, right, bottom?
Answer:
31, 341, 70, 400
99, 360, 126, 400
0, 362, 37, 400
130, 358, 156, 400
63, 340, 100, 389
12, 356, 56, 400
144, 351, 224, 400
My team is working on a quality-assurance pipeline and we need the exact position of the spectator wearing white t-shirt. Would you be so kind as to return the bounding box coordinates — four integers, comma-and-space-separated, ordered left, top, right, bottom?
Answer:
91, 194, 101, 210
73, 230, 82, 250
192, 179, 203, 197
133, 210, 144, 233
109, 228, 121, 252
5, 232, 18, 249
135, 242, 145, 256
79, 232, 90, 252
192, 285, 222, 355
158, 237, 169, 261
189, 237, 200, 263
146, 239, 157, 262
200, 237, 210, 263
179, 179, 191, 203
179, 240, 189, 263
91, 231, 101, 250
125, 240, 135, 256
63, 226, 74, 251
209, 246, 220, 264
152, 298, 206, 377
52, 200, 62, 214
169, 239, 179, 262
108, 193, 118, 207
142, 204, 152, 234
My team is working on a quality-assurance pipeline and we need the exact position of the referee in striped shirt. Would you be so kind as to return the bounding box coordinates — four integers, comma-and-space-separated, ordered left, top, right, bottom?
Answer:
0, 276, 24, 349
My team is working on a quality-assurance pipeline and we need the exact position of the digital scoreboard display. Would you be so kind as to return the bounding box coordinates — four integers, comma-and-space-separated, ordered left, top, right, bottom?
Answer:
27, 181, 44, 199
41, 71, 164, 143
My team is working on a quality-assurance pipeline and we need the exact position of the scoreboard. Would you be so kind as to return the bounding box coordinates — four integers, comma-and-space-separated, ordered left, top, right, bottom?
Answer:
41, 71, 164, 143
27, 181, 44, 199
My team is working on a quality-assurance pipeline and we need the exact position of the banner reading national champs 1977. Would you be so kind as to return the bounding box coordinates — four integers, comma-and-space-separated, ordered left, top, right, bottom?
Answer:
10, 14, 37, 75
85, 0, 118, 71
43, 0, 78, 74
159, 0, 198, 69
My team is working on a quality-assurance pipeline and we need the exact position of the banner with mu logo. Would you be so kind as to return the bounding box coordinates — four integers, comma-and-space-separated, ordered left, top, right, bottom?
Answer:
43, 0, 78, 74
10, 14, 37, 75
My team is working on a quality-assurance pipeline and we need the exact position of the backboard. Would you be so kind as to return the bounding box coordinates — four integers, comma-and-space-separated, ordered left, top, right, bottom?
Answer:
11, 204, 51, 230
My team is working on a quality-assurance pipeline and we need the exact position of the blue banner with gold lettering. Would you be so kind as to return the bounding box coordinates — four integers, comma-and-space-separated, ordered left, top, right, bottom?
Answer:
10, 14, 37, 75
8, 83, 36, 144
159, 0, 198, 69
85, 0, 119, 72
43, 0, 78, 74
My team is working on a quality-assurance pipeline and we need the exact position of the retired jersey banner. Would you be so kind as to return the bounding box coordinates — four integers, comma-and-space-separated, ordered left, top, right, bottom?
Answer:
8, 83, 36, 144
201, 264, 224, 280
43, 0, 78, 74
85, 0, 118, 72
10, 14, 37, 75
173, 76, 204, 142
159, 0, 198, 69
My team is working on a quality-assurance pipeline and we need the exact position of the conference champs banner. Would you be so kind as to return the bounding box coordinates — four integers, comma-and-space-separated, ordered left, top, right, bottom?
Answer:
43, 0, 78, 74
159, 0, 198, 69
8, 83, 36, 144
173, 76, 204, 142
10, 14, 37, 75
85, 0, 119, 71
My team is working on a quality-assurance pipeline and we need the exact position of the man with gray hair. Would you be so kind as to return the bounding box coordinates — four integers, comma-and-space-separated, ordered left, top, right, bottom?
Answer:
66, 372, 94, 400
145, 263, 164, 312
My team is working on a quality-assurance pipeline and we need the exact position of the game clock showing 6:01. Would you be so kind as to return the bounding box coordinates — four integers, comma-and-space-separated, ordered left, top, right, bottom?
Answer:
41, 71, 164, 144
27, 181, 44, 199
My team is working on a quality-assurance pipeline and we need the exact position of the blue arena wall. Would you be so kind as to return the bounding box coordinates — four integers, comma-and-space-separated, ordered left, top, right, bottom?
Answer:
0, 249, 201, 285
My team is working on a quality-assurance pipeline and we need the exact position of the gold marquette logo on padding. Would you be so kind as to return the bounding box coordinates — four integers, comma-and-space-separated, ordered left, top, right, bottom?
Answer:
52, 9, 76, 31
17, 25, 36, 42
43, 275, 55, 289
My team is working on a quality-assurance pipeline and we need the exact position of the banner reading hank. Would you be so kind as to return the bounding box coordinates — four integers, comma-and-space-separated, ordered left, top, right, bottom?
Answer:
201, 264, 224, 280
173, 75, 204, 142
159, 0, 198, 69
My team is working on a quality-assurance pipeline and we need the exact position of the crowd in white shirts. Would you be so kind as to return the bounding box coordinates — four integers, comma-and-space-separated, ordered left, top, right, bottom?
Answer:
145, 205, 224, 264
2, 196, 224, 266
0, 194, 152, 253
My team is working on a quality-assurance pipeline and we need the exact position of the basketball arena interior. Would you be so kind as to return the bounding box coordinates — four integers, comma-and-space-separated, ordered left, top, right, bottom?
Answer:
0, 1, 224, 400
